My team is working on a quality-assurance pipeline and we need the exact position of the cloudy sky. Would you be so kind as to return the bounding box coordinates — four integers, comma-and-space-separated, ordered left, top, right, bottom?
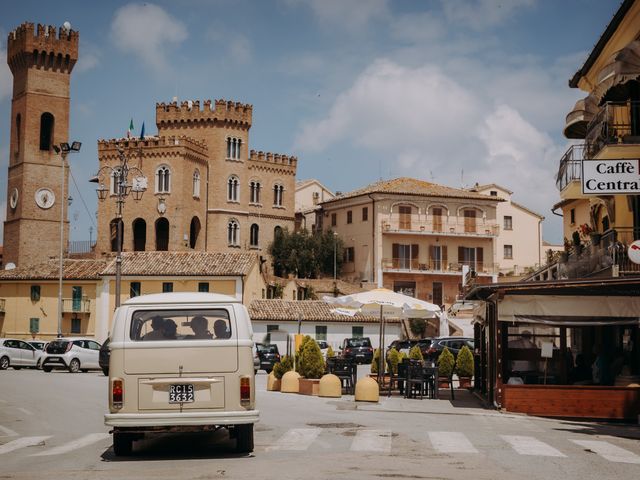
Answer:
0, 0, 622, 243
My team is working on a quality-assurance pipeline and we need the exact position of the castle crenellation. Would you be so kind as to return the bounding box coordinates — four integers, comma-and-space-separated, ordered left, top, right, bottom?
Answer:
156, 98, 253, 126
249, 149, 297, 168
97, 135, 208, 157
7, 23, 79, 72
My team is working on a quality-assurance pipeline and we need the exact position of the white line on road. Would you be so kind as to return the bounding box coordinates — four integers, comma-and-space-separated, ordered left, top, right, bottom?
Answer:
350, 430, 392, 452
0, 436, 51, 455
267, 428, 321, 451
501, 435, 566, 457
571, 439, 640, 464
0, 425, 19, 437
31, 433, 111, 456
428, 431, 478, 453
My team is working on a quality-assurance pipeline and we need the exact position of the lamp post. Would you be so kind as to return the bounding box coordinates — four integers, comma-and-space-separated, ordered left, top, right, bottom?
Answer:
333, 232, 338, 281
91, 145, 147, 309
53, 141, 81, 338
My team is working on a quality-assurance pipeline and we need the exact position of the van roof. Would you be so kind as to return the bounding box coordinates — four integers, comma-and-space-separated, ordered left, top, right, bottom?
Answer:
122, 292, 241, 306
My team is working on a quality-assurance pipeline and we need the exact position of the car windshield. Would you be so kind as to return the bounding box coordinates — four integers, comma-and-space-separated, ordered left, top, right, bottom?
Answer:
347, 338, 371, 347
45, 340, 70, 354
130, 309, 232, 341
258, 344, 278, 354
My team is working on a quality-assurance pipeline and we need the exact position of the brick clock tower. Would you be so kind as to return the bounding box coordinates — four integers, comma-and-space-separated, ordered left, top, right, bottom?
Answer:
3, 23, 79, 267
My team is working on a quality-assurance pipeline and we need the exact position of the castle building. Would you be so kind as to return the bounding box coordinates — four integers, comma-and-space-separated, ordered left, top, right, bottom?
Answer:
3, 23, 79, 267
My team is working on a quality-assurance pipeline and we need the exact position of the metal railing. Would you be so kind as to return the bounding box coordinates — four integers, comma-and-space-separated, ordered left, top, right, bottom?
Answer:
62, 298, 92, 313
555, 144, 585, 191
68, 240, 96, 255
383, 214, 499, 236
585, 101, 640, 157
382, 258, 498, 274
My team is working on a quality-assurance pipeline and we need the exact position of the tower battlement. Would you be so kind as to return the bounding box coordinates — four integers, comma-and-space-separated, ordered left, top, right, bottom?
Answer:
97, 135, 209, 158
156, 99, 253, 127
7, 22, 79, 74
249, 149, 297, 168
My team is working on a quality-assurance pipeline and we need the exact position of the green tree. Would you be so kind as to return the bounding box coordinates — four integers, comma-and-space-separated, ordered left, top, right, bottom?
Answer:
455, 345, 474, 377
268, 229, 344, 278
326, 345, 335, 358
409, 318, 427, 337
371, 348, 382, 374
387, 348, 400, 375
298, 338, 325, 379
273, 355, 293, 379
409, 345, 424, 362
437, 347, 455, 378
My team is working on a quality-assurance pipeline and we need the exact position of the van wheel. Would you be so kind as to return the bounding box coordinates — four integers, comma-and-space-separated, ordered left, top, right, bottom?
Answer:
68, 359, 80, 373
113, 433, 133, 456
0, 356, 9, 370
235, 424, 254, 453
42, 366, 52, 372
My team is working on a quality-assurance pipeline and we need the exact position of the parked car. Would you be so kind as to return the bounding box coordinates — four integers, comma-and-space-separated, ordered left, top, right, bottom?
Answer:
27, 340, 48, 368
255, 343, 280, 373
426, 337, 474, 361
0, 338, 43, 370
41, 337, 102, 373
341, 337, 374, 364
387, 339, 419, 356
317, 340, 329, 359
99, 338, 110, 376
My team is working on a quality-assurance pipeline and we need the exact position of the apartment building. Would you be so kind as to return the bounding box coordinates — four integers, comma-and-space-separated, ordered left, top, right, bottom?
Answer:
295, 179, 334, 233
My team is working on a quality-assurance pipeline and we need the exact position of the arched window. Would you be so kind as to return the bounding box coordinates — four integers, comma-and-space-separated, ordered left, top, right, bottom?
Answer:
132, 218, 146, 251
227, 219, 239, 246
250, 223, 259, 247
110, 167, 124, 196
156, 166, 171, 193
227, 176, 239, 202
274, 226, 282, 240
110, 218, 124, 252
250, 181, 261, 204
15, 114, 21, 155
226, 137, 242, 160
273, 184, 284, 206
189, 216, 201, 249
155, 217, 170, 251
39, 112, 54, 151
192, 170, 200, 198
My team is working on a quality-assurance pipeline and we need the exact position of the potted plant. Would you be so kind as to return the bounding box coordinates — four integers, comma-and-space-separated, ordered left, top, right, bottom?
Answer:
455, 345, 474, 388
408, 345, 424, 362
437, 347, 455, 388
387, 348, 400, 376
270, 354, 293, 391
297, 337, 325, 396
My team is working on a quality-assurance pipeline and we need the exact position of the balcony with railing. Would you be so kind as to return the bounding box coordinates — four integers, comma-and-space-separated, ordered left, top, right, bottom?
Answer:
585, 101, 640, 158
62, 298, 92, 313
556, 144, 585, 191
383, 213, 499, 237
382, 258, 498, 275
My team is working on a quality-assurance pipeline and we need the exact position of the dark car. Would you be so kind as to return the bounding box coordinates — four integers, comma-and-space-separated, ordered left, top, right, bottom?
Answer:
426, 337, 474, 361
99, 338, 110, 376
341, 337, 374, 364
256, 343, 280, 373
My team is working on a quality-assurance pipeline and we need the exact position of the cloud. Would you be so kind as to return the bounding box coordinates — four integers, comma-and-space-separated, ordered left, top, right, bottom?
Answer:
76, 42, 101, 73
205, 27, 252, 65
440, 0, 536, 30
284, 0, 389, 31
110, 3, 187, 71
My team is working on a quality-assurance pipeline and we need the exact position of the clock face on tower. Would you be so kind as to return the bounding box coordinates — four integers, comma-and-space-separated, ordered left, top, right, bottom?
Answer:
35, 188, 56, 209
9, 188, 18, 210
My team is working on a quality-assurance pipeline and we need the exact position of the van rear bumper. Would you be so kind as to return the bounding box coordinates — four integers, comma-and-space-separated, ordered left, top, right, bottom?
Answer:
105, 409, 259, 428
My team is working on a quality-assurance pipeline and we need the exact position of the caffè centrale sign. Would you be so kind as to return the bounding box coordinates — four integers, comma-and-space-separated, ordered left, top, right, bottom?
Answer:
581, 159, 640, 195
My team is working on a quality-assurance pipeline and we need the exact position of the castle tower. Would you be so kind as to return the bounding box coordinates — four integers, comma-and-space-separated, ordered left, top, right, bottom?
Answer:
3, 23, 79, 267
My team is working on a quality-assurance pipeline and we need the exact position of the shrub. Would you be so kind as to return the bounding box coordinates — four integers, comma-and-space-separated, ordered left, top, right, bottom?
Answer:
455, 345, 474, 377
326, 345, 335, 358
298, 338, 325, 379
371, 348, 382, 373
295, 335, 314, 373
409, 345, 424, 362
437, 347, 455, 378
273, 355, 293, 379
387, 348, 400, 375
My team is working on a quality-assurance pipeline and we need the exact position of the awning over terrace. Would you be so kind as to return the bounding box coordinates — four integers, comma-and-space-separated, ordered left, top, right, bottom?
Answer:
595, 40, 640, 104
563, 94, 598, 139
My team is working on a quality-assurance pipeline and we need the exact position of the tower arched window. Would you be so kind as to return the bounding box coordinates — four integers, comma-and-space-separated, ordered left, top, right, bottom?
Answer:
274, 226, 283, 239
190, 216, 201, 249
132, 218, 146, 251
156, 166, 171, 193
39, 112, 54, 151
227, 175, 240, 202
273, 183, 284, 207
155, 217, 170, 251
192, 170, 200, 198
250, 223, 259, 247
227, 219, 240, 246
250, 180, 261, 204
226, 137, 242, 160
110, 218, 124, 252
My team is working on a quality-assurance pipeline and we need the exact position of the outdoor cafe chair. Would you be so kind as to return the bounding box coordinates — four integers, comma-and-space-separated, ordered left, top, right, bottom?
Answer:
328, 357, 356, 395
405, 362, 428, 399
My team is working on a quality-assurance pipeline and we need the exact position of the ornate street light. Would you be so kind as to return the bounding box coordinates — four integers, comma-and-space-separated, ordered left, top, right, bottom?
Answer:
90, 145, 147, 308
53, 141, 81, 338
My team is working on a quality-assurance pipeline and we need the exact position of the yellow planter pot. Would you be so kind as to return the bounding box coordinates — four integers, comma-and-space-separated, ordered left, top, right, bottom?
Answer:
355, 376, 379, 402
281, 371, 300, 393
319, 374, 342, 398
267, 371, 281, 391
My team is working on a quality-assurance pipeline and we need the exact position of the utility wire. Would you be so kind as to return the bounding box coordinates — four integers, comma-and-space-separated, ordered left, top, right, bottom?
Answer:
69, 167, 97, 229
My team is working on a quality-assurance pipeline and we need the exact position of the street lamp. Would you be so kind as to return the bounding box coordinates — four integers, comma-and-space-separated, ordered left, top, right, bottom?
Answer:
90, 145, 147, 309
333, 231, 339, 281
53, 141, 82, 338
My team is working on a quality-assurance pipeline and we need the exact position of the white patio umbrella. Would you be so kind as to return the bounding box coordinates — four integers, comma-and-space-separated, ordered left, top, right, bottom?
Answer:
323, 288, 440, 383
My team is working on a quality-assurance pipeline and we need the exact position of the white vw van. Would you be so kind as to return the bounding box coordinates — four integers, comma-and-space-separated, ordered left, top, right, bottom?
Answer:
104, 292, 258, 456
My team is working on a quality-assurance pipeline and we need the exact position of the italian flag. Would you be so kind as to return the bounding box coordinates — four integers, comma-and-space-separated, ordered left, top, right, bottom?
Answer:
127, 118, 134, 138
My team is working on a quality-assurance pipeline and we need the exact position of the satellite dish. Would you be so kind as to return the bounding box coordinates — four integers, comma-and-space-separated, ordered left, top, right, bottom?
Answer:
63, 21, 71, 31
5, 262, 16, 270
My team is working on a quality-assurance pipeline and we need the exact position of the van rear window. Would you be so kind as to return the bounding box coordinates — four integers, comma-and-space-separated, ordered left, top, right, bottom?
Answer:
130, 309, 232, 341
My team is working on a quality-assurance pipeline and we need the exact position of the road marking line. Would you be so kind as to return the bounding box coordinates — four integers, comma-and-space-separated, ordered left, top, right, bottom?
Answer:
31, 433, 111, 456
350, 430, 392, 452
0, 436, 51, 455
501, 435, 565, 457
571, 439, 640, 464
428, 431, 478, 453
267, 428, 321, 451
0, 425, 19, 437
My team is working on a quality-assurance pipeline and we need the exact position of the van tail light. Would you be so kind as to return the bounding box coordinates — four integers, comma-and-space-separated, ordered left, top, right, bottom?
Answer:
240, 376, 251, 407
112, 378, 124, 410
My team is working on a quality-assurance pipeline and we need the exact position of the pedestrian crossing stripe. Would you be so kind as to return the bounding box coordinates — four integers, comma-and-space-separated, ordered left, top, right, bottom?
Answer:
350, 430, 392, 452
571, 439, 640, 464
0, 436, 51, 455
31, 433, 111, 456
266, 428, 321, 451
429, 431, 479, 453
501, 435, 566, 457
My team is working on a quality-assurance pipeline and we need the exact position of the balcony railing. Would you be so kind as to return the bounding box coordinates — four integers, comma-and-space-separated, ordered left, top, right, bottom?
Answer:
382, 258, 498, 275
383, 214, 499, 236
556, 144, 585, 191
585, 101, 640, 158
62, 298, 92, 313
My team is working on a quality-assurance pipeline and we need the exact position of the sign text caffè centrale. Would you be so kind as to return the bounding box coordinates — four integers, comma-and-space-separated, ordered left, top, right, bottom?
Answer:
582, 159, 640, 195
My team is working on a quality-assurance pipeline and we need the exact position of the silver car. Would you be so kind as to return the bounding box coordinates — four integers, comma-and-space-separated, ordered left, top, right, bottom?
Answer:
0, 338, 43, 369
41, 337, 101, 373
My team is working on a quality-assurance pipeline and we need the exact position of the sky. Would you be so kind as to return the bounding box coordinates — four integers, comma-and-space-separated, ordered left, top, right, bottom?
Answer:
0, 0, 624, 244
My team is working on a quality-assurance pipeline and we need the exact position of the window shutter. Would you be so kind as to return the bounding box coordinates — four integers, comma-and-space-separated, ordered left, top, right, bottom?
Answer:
429, 245, 435, 261
458, 246, 464, 262
477, 247, 484, 270
442, 245, 448, 265
392, 243, 399, 268
411, 244, 419, 258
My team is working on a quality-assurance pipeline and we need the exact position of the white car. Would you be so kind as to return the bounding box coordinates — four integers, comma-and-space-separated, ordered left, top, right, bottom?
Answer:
0, 338, 43, 369
41, 337, 102, 373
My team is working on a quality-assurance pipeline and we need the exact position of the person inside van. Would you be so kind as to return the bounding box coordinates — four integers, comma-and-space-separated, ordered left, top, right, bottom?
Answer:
213, 319, 230, 339
143, 316, 166, 341
189, 316, 213, 339
162, 319, 178, 340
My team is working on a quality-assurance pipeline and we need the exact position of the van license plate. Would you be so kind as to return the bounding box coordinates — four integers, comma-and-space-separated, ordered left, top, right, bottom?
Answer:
169, 384, 194, 403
